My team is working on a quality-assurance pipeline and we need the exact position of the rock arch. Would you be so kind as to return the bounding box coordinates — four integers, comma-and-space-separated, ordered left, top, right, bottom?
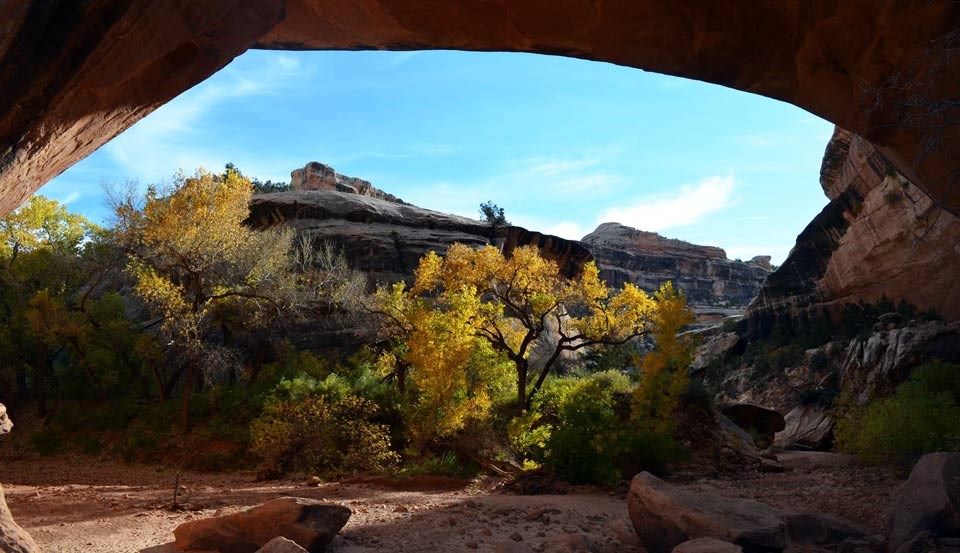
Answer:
0, 1, 959, 216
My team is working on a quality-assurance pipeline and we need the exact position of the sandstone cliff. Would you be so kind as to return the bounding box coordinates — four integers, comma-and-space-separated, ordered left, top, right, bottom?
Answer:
3, 2, 959, 219
291, 162, 407, 204
582, 223, 772, 320
746, 127, 960, 338
247, 190, 592, 286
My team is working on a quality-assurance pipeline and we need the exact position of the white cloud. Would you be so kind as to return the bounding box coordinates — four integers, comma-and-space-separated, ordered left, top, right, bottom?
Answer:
539, 221, 589, 240
597, 175, 736, 232
104, 53, 304, 183
509, 214, 588, 241
526, 158, 600, 177
57, 191, 84, 205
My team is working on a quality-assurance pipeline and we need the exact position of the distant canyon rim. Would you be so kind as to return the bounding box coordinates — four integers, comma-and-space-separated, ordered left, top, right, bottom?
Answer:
1, 1, 959, 327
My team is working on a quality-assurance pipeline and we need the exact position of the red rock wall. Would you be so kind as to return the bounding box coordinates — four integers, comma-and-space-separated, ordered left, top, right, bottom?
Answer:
1, 1, 959, 217
746, 127, 960, 337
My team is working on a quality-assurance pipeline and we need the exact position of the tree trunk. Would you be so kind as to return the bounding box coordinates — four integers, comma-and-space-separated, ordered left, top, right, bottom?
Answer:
397, 363, 407, 397
180, 360, 195, 434
516, 361, 528, 416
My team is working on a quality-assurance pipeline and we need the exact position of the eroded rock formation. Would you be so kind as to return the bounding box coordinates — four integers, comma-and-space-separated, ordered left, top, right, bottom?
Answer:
0, 404, 41, 553
291, 161, 406, 204
888, 453, 960, 552
173, 497, 351, 553
628, 472, 872, 553
247, 188, 593, 285
582, 223, 772, 319
1, 2, 959, 219
746, 127, 960, 339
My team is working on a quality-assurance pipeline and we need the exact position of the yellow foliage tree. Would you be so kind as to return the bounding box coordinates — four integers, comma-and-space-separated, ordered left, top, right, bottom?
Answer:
633, 281, 697, 434
378, 244, 656, 415
113, 168, 298, 431
375, 283, 511, 450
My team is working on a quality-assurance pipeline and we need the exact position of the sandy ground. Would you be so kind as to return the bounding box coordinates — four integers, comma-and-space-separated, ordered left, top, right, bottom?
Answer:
0, 452, 903, 553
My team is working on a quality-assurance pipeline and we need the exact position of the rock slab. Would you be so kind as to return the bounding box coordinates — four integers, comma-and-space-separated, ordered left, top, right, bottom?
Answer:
256, 537, 308, 552
627, 472, 787, 553
775, 404, 835, 451
888, 453, 960, 551
0, 404, 40, 553
173, 497, 351, 553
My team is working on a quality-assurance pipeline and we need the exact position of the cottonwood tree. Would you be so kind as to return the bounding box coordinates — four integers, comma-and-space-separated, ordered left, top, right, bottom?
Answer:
112, 168, 300, 431
632, 281, 697, 435
376, 244, 655, 415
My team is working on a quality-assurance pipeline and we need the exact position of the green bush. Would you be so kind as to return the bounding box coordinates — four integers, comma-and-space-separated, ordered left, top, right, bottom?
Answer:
250, 394, 399, 479
543, 370, 682, 485
546, 371, 633, 485
836, 361, 960, 464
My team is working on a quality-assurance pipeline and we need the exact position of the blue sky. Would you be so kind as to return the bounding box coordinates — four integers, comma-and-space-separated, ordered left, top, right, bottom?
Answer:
38, 49, 834, 264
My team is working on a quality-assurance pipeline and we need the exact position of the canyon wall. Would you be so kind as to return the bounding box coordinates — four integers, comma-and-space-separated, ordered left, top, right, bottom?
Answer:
1, 2, 959, 218
745, 127, 960, 338
251, 163, 769, 316
582, 223, 772, 320
247, 188, 593, 286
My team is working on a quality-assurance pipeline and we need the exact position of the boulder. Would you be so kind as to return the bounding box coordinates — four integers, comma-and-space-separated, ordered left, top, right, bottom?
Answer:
627, 472, 787, 553
775, 404, 834, 450
0, 403, 40, 553
256, 537, 308, 553
0, 403, 11, 434
173, 497, 351, 553
888, 453, 960, 551
0, 485, 40, 553
716, 412, 762, 466
691, 332, 742, 372
718, 403, 785, 446
672, 538, 743, 553
784, 512, 870, 548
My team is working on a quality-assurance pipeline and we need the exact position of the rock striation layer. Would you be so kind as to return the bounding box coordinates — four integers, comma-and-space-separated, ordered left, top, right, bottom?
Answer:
1, 2, 959, 219
745, 127, 960, 338
291, 161, 406, 204
582, 223, 772, 319
247, 189, 593, 286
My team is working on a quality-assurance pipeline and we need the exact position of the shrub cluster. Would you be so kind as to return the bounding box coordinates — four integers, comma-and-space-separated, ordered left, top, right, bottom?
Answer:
835, 361, 960, 464
251, 394, 399, 479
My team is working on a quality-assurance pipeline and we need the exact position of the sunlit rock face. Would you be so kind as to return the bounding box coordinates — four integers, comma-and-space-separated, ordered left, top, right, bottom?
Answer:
247, 186, 593, 286
291, 162, 407, 204
745, 127, 960, 338
1, 1, 959, 218
581, 223, 772, 320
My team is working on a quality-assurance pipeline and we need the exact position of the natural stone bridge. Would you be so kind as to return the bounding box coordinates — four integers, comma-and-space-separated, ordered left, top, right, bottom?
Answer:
0, 1, 958, 217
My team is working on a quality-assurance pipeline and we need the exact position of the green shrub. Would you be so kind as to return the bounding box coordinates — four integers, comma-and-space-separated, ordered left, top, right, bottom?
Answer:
250, 395, 399, 479
836, 361, 960, 464
400, 451, 480, 478
541, 370, 682, 485
546, 371, 634, 485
